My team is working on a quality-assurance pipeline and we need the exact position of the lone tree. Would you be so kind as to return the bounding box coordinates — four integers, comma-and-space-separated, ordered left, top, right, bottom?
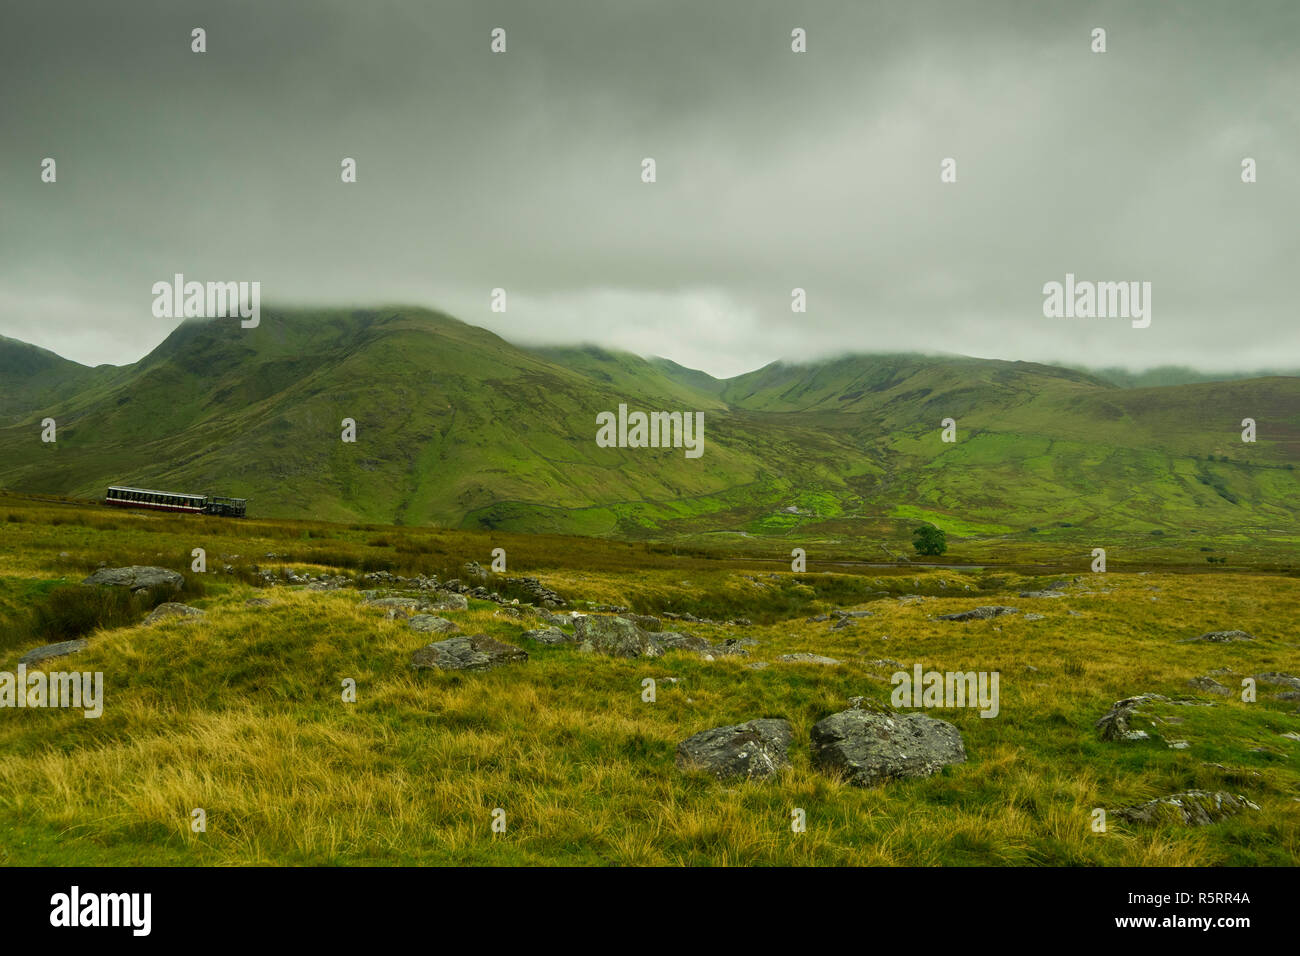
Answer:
912, 524, 947, 557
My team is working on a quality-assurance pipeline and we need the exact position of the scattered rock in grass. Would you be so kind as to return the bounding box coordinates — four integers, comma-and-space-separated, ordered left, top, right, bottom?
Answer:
505, 577, 564, 608
82, 566, 183, 593
573, 615, 661, 658
937, 606, 1019, 622
1254, 672, 1300, 690
366, 596, 422, 611
18, 639, 89, 666
654, 632, 713, 653
709, 639, 750, 657
408, 615, 459, 635
1024, 613, 1045, 622
425, 590, 469, 612
410, 634, 527, 671
1018, 590, 1065, 598
779, 652, 841, 665
675, 718, 793, 781
1167, 740, 1191, 750
1181, 629, 1255, 644
521, 626, 572, 645
1187, 676, 1232, 696
1112, 790, 1259, 827
1281, 732, 1300, 743
537, 610, 575, 629
244, 598, 272, 607
143, 603, 204, 625
811, 708, 967, 785
1096, 694, 1168, 742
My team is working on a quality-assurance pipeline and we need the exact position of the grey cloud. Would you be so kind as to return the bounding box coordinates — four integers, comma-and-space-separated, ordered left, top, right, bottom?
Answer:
1, 0, 1296, 376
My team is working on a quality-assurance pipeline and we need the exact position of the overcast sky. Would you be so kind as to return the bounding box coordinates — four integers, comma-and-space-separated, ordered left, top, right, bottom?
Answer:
2, 0, 1297, 378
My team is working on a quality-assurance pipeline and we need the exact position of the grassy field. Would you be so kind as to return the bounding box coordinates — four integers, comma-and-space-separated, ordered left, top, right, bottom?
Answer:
0, 492, 1297, 866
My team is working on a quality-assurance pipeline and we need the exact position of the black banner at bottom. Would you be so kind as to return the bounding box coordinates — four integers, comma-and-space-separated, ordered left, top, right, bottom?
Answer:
4, 865, 1277, 942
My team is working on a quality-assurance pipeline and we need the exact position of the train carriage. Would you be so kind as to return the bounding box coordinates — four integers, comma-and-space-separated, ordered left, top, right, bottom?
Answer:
105, 486, 246, 517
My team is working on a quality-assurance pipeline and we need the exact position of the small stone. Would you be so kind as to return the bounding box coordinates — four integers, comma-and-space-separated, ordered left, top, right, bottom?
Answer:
19, 639, 89, 665
1181, 629, 1255, 644
408, 615, 459, 635
937, 606, 1019, 622
410, 634, 527, 671
143, 602, 205, 625
778, 653, 841, 665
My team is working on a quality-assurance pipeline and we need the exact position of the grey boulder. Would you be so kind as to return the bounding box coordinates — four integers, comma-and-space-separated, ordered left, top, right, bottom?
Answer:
143, 602, 205, 625
573, 615, 661, 658
425, 590, 469, 612
676, 718, 793, 781
653, 632, 713, 653
1254, 672, 1300, 690
1112, 790, 1260, 827
779, 653, 841, 665
366, 596, 422, 611
522, 626, 573, 645
408, 615, 459, 635
411, 634, 527, 671
1096, 694, 1167, 741
937, 606, 1019, 622
1187, 676, 1232, 696
811, 708, 967, 785
19, 639, 89, 665
82, 566, 183, 593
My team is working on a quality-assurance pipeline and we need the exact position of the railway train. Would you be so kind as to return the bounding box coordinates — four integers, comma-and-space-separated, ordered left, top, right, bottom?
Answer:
105, 485, 247, 517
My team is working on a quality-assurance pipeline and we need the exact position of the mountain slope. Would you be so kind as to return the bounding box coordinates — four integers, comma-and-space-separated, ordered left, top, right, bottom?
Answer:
0, 335, 118, 425
0, 309, 838, 531
0, 308, 1296, 541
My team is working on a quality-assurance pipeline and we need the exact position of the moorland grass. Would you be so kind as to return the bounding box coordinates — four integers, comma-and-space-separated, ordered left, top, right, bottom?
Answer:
0, 494, 1296, 866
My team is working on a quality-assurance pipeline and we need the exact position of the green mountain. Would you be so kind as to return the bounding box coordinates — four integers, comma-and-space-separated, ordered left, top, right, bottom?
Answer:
0, 335, 118, 426
0, 307, 1296, 542
1078, 365, 1300, 389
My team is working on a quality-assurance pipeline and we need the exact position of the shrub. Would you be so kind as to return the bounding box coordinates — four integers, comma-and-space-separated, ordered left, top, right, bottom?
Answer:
5, 576, 203, 653
912, 524, 947, 557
